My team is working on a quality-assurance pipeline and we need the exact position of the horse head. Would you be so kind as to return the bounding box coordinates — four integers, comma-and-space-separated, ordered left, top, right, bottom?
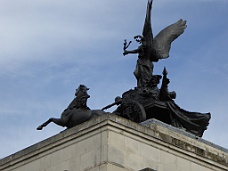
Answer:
75, 85, 90, 98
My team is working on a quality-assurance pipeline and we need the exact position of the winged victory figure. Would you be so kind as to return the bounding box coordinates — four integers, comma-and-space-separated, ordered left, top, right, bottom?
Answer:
123, 0, 187, 89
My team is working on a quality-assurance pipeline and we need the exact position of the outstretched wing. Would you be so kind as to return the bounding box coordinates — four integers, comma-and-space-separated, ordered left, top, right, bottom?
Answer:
152, 19, 187, 59
142, 0, 153, 59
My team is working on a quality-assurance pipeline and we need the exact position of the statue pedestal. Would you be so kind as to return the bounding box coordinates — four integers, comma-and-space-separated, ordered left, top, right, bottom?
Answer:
1, 114, 227, 171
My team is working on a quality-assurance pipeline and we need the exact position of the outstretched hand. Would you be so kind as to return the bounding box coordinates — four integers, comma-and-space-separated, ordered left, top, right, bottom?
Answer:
123, 50, 128, 56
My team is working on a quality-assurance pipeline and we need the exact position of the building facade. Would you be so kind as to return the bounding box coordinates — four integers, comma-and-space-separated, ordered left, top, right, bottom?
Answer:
0, 114, 227, 171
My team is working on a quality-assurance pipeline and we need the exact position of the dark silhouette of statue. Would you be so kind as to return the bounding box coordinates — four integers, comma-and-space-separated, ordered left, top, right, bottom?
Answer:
102, 0, 211, 137
37, 0, 211, 137
37, 85, 107, 130
103, 68, 211, 137
123, 0, 186, 89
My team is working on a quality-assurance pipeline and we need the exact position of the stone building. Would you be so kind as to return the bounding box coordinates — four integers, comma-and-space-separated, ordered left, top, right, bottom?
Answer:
0, 114, 227, 171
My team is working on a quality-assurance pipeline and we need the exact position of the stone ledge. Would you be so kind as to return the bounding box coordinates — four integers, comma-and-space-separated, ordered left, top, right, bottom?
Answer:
1, 114, 228, 169
140, 119, 228, 167
141, 119, 228, 153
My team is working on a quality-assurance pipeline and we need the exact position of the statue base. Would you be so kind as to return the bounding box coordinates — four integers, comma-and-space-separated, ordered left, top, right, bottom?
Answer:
1, 114, 227, 171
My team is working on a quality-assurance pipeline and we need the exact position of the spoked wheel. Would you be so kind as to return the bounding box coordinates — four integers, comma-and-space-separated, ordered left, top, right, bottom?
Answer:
122, 101, 146, 123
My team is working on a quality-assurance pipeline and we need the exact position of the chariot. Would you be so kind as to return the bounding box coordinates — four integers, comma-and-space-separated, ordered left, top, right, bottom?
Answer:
114, 88, 172, 124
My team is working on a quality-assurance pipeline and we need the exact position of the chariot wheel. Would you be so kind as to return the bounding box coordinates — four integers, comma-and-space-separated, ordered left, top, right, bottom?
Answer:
122, 101, 146, 123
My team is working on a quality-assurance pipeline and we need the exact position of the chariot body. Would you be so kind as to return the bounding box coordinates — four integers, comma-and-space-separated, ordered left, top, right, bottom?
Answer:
115, 88, 171, 124
105, 70, 211, 137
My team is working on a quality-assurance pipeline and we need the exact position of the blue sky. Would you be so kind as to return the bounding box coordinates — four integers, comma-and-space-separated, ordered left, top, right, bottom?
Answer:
0, 0, 228, 158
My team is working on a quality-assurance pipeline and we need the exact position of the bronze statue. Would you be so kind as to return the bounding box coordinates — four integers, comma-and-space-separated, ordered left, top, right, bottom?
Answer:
102, 0, 210, 137
123, 0, 186, 89
37, 85, 107, 130
103, 68, 210, 137
37, 0, 211, 137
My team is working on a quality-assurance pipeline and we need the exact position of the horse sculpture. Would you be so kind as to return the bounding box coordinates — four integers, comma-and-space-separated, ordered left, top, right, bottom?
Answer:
37, 85, 107, 130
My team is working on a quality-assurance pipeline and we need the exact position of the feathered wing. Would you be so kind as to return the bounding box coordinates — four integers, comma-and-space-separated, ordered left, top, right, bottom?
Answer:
142, 0, 153, 59
152, 19, 187, 59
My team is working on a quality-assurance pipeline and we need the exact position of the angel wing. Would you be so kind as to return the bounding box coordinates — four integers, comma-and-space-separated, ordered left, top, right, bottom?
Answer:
152, 19, 187, 59
142, 0, 153, 59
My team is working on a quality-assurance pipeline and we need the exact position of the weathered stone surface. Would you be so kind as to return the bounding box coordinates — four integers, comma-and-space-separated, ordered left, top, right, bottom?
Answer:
0, 114, 227, 171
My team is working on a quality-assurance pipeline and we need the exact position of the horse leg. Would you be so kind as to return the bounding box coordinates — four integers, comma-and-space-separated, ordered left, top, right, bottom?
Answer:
36, 117, 67, 130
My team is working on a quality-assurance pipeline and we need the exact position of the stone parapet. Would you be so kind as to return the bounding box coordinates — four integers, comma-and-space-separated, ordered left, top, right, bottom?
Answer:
0, 114, 227, 171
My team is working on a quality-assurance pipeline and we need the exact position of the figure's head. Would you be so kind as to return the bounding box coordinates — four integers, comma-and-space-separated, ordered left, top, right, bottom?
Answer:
134, 35, 145, 44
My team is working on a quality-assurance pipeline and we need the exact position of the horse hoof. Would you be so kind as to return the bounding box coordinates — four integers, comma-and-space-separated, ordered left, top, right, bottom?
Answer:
36, 126, 43, 130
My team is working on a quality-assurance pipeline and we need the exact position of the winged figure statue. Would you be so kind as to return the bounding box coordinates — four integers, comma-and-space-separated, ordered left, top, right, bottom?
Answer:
124, 0, 187, 88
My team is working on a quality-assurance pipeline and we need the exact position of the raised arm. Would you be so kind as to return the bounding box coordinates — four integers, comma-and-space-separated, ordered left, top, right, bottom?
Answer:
123, 48, 140, 56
